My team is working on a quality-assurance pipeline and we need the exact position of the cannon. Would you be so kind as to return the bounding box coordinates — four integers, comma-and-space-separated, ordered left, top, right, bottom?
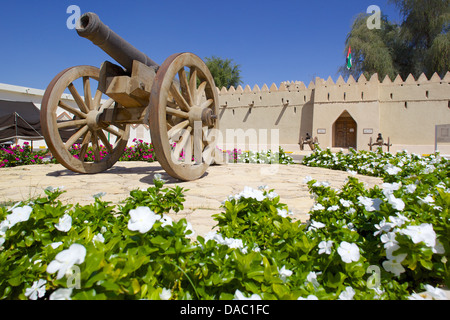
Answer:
368, 135, 392, 152
40, 12, 219, 181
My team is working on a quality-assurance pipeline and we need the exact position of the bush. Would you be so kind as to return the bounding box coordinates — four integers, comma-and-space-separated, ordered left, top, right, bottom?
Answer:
0, 142, 47, 168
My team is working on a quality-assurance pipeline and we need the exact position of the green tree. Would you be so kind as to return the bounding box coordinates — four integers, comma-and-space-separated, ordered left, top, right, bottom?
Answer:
390, 0, 450, 78
204, 56, 243, 89
340, 0, 449, 80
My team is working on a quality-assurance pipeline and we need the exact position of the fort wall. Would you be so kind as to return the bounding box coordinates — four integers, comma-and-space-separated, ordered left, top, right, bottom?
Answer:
217, 72, 450, 154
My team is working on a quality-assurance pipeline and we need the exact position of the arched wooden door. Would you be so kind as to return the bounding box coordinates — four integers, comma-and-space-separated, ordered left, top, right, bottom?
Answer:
333, 111, 357, 149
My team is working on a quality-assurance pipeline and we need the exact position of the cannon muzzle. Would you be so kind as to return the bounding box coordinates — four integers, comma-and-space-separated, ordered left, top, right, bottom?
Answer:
76, 12, 159, 73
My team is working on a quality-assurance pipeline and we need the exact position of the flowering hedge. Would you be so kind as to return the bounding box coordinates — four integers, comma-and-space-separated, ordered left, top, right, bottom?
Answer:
0, 142, 47, 168
71, 139, 157, 163
0, 147, 448, 300
218, 147, 294, 165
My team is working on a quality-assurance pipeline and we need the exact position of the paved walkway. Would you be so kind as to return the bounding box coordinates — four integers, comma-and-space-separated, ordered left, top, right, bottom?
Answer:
0, 161, 382, 237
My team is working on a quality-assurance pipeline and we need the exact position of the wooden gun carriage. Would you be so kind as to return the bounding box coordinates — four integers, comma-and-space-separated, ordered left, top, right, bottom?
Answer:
368, 136, 392, 152
40, 12, 219, 181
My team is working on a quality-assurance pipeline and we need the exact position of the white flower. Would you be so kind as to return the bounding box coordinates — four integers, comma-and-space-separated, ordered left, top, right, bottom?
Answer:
404, 184, 417, 194
384, 164, 401, 175
382, 259, 405, 277
24, 279, 46, 300
339, 199, 352, 208
389, 214, 410, 228
400, 223, 436, 248
159, 214, 173, 227
6, 205, 32, 227
93, 233, 105, 243
277, 208, 289, 218
380, 232, 398, 249
238, 186, 266, 201
383, 245, 407, 277
55, 214, 72, 232
127, 207, 158, 234
47, 244, 86, 280
311, 203, 325, 211
309, 220, 326, 231
318, 240, 333, 255
49, 288, 73, 300
418, 195, 434, 205
50, 241, 63, 249
234, 289, 262, 300
424, 284, 448, 300
357, 196, 380, 212
159, 288, 172, 300
328, 205, 339, 211
305, 271, 320, 289
303, 176, 313, 183
387, 194, 405, 211
339, 286, 355, 300
278, 266, 293, 282
381, 182, 401, 197
432, 239, 445, 254
386, 244, 407, 262
337, 241, 360, 263
298, 295, 319, 300
374, 219, 394, 236
408, 293, 427, 300
0, 237, 5, 249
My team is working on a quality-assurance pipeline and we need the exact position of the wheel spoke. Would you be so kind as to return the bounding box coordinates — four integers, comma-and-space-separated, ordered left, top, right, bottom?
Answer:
98, 130, 113, 153
93, 90, 103, 110
167, 120, 189, 139
173, 126, 192, 159
170, 83, 190, 112
200, 99, 213, 109
83, 77, 93, 110
189, 67, 198, 105
104, 126, 125, 138
91, 131, 101, 162
193, 124, 203, 164
178, 68, 193, 106
196, 81, 207, 106
57, 119, 87, 129
79, 131, 92, 161
68, 83, 89, 114
166, 107, 189, 119
58, 101, 87, 119
65, 125, 89, 150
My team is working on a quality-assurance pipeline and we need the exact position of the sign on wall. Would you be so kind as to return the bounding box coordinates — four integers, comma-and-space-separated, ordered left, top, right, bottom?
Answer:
435, 124, 450, 152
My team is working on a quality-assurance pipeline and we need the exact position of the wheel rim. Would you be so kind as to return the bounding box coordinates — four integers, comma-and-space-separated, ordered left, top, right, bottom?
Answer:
41, 66, 130, 173
149, 53, 219, 181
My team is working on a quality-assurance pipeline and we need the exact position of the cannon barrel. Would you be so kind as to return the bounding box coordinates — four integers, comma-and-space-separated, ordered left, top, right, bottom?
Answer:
76, 12, 159, 73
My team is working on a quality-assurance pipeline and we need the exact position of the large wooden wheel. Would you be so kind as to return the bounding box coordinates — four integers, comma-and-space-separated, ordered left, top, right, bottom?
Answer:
41, 66, 130, 174
148, 53, 219, 181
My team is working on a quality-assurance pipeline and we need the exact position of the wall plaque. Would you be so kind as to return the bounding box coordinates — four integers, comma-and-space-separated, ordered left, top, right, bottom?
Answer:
363, 128, 373, 134
317, 129, 326, 134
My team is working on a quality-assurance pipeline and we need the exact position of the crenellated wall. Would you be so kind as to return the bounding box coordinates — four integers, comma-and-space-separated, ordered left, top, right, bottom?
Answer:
217, 72, 450, 154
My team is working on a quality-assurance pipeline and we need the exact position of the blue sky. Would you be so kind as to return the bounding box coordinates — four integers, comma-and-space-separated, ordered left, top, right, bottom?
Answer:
0, 0, 402, 90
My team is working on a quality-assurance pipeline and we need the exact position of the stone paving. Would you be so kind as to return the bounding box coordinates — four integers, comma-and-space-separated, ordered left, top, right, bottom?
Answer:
0, 161, 382, 237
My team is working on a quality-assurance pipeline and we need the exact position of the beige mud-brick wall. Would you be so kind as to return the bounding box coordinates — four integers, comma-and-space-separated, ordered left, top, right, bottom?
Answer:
379, 73, 450, 154
217, 71, 450, 154
312, 74, 381, 151
218, 83, 314, 151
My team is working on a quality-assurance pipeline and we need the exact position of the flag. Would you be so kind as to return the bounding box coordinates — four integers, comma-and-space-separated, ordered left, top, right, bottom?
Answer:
346, 46, 352, 70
